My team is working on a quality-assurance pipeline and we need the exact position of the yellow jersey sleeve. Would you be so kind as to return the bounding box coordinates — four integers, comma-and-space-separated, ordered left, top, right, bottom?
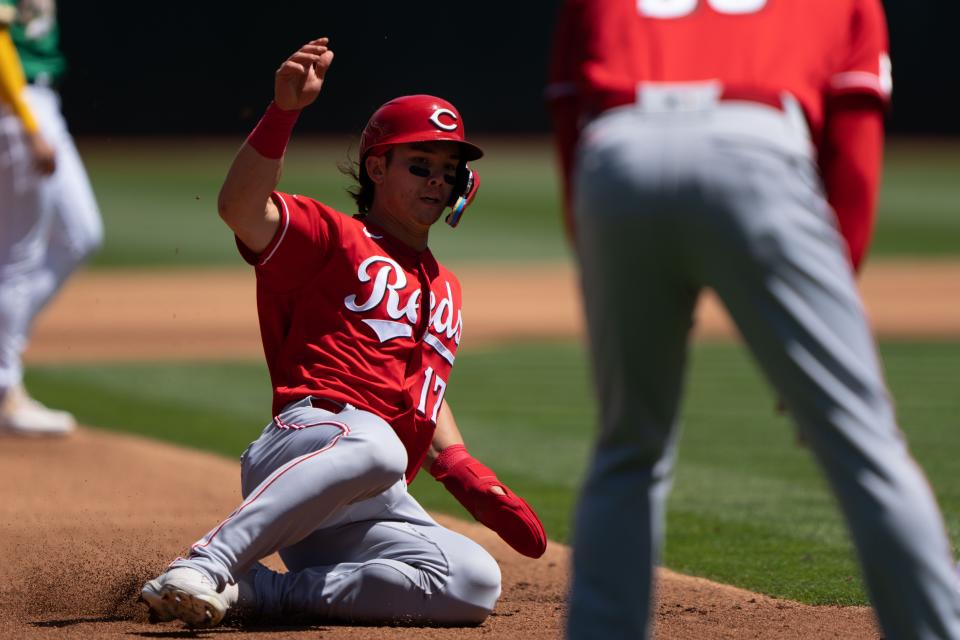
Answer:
0, 28, 39, 133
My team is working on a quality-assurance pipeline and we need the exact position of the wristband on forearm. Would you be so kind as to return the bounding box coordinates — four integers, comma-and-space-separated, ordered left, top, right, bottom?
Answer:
430, 444, 547, 558
246, 101, 301, 159
430, 443, 474, 479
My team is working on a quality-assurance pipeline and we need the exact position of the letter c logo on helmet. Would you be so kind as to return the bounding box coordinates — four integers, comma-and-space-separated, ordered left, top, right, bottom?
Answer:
429, 108, 458, 132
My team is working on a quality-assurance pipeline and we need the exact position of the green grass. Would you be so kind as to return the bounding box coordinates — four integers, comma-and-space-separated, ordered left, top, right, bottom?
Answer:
77, 137, 960, 268
23, 339, 960, 606
873, 140, 960, 257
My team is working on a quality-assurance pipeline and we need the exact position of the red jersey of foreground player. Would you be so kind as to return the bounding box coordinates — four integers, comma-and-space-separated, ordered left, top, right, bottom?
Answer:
237, 193, 461, 483
549, 0, 891, 270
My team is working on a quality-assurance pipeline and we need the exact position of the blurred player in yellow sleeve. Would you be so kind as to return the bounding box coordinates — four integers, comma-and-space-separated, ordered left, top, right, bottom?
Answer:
0, 0, 102, 436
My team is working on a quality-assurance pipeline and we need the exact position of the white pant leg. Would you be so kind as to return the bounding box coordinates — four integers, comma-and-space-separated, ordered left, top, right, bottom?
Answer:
23, 86, 102, 319
0, 99, 56, 392
0, 88, 101, 393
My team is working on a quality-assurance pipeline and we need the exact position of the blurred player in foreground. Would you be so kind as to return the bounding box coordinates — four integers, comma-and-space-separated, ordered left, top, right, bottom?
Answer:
0, 0, 102, 436
548, 0, 960, 638
140, 38, 546, 628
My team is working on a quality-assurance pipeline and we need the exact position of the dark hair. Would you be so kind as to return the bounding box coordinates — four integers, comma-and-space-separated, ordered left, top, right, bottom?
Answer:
338, 149, 393, 214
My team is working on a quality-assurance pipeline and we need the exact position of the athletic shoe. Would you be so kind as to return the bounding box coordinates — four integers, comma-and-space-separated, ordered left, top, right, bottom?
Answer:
141, 566, 238, 627
141, 565, 257, 627
0, 384, 76, 437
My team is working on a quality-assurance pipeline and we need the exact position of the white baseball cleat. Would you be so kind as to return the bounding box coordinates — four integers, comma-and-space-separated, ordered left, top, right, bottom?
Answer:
141, 566, 238, 628
0, 385, 76, 437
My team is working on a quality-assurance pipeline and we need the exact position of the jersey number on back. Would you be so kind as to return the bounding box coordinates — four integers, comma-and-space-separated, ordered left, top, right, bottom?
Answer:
638, 0, 767, 18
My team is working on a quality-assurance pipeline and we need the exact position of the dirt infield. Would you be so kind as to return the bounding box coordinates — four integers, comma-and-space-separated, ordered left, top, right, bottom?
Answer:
4, 260, 958, 638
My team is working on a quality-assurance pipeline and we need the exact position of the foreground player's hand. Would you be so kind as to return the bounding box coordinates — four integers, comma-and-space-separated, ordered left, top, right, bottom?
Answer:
275, 38, 334, 111
430, 444, 547, 558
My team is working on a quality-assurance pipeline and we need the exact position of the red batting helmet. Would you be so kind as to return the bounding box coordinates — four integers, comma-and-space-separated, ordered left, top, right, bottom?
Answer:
359, 95, 484, 162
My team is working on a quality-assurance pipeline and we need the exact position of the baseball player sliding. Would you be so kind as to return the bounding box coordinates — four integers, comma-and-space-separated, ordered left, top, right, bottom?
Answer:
140, 38, 545, 628
548, 1, 960, 639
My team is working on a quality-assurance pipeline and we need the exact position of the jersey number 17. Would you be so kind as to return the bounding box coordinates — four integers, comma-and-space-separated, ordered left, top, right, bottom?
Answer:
417, 367, 448, 424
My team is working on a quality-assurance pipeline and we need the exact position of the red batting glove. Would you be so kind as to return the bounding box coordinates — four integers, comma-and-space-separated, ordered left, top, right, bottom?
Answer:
430, 444, 547, 559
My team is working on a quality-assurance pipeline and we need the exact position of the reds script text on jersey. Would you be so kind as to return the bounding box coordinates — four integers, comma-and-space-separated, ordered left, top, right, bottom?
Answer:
237, 191, 462, 482
549, 0, 891, 140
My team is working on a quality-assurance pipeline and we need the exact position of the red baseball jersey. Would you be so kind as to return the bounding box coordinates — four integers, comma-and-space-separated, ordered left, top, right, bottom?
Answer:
548, 0, 891, 143
237, 191, 464, 483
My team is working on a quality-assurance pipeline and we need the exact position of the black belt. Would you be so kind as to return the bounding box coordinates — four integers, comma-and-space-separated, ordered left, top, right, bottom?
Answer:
310, 397, 347, 413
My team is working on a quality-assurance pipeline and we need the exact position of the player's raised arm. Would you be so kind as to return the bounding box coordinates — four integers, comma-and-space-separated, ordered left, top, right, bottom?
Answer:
218, 38, 334, 253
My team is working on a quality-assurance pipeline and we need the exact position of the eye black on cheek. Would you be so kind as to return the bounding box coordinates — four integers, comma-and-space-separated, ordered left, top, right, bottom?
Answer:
443, 174, 456, 186
408, 165, 430, 178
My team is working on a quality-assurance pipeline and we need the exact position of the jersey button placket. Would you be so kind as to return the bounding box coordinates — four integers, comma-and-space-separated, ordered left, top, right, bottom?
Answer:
413, 256, 432, 343
401, 257, 430, 401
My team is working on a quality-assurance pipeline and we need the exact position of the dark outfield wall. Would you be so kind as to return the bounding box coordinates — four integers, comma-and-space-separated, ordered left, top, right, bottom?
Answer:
58, 1, 957, 136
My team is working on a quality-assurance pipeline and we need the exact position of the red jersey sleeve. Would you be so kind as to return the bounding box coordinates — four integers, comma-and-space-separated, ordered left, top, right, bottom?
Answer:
819, 97, 885, 272
235, 191, 338, 292
828, 0, 892, 105
819, 0, 890, 272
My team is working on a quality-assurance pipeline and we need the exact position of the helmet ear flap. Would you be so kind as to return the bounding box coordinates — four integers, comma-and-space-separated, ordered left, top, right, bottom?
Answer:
446, 164, 480, 228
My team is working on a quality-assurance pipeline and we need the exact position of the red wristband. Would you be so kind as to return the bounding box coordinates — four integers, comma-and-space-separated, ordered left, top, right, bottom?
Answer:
431, 444, 547, 558
246, 102, 301, 159
430, 444, 472, 478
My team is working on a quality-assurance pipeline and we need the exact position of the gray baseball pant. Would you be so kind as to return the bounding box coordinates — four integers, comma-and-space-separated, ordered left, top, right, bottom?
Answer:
176, 397, 501, 624
566, 99, 960, 640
